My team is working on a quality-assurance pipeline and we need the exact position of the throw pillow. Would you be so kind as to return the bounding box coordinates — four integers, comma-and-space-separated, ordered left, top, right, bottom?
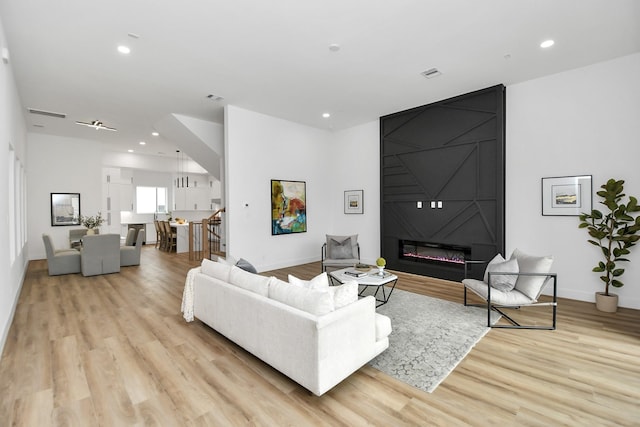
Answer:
200, 258, 232, 282
485, 258, 519, 292
228, 266, 270, 297
327, 280, 358, 309
216, 255, 237, 266
269, 277, 335, 316
326, 234, 358, 259
510, 248, 554, 300
288, 272, 330, 291
236, 258, 257, 274
483, 253, 506, 283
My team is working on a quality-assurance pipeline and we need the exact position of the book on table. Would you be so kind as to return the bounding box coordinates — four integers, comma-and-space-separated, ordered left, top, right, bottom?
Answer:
343, 268, 368, 277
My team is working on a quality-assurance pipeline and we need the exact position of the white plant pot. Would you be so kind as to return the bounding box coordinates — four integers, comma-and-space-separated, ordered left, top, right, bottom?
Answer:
86, 228, 95, 235
595, 292, 618, 313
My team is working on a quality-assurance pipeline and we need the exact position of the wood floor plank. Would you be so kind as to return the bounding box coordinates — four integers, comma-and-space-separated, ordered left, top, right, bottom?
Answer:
1, 249, 639, 426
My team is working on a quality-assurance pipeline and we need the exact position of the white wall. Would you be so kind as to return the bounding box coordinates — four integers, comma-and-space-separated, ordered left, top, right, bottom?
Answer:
27, 134, 104, 260
506, 53, 640, 309
0, 16, 29, 356
225, 106, 336, 271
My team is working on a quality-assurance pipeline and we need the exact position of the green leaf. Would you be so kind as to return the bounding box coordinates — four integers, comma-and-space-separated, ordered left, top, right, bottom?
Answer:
599, 276, 609, 283
601, 247, 610, 258
592, 266, 605, 272
591, 210, 603, 219
611, 279, 624, 288
612, 269, 625, 277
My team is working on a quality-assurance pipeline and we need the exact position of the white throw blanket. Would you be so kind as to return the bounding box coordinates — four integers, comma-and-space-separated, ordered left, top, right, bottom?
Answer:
181, 266, 201, 322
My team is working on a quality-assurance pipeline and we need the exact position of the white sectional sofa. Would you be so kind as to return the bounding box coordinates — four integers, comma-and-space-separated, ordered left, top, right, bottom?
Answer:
185, 259, 392, 396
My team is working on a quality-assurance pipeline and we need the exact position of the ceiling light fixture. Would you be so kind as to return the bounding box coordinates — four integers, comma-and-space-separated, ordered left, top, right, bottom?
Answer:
540, 39, 555, 48
75, 120, 117, 131
151, 132, 159, 136
139, 141, 146, 145
322, 113, 331, 118
117, 45, 131, 54
28, 107, 66, 118
207, 94, 224, 101
328, 44, 340, 52
128, 149, 134, 153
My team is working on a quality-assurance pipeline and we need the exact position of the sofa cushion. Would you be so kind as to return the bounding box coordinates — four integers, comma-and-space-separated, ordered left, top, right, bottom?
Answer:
510, 248, 554, 299
236, 258, 258, 274
375, 314, 392, 341
485, 258, 519, 292
288, 272, 330, 291
216, 255, 237, 266
201, 258, 232, 282
326, 234, 358, 259
327, 280, 358, 309
229, 266, 270, 297
269, 277, 334, 316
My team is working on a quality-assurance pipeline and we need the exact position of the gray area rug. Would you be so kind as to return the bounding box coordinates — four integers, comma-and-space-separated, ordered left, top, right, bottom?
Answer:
368, 288, 500, 393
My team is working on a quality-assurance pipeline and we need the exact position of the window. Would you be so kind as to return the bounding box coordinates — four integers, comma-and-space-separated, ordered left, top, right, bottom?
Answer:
136, 186, 167, 214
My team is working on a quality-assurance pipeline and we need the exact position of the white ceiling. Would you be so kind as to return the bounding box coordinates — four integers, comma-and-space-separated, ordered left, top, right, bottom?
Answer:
1, 0, 639, 159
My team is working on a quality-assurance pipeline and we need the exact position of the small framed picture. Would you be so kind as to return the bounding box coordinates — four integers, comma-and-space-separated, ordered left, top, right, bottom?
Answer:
344, 190, 364, 214
542, 175, 592, 216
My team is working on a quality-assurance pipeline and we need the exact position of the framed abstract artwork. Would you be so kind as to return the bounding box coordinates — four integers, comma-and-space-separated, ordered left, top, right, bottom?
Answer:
344, 190, 364, 214
271, 179, 307, 235
51, 192, 81, 226
541, 175, 592, 216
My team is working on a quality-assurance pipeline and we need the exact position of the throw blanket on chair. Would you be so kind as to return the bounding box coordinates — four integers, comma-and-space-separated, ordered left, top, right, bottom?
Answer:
181, 266, 201, 322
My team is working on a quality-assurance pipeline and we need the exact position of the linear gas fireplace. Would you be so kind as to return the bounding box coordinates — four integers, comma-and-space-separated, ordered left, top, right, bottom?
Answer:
400, 240, 470, 265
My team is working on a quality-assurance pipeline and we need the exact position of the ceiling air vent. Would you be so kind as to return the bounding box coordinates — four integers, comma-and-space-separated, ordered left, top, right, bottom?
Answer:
27, 108, 66, 119
421, 68, 442, 79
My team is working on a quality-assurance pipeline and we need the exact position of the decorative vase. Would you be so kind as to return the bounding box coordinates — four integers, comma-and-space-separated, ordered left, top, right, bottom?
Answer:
595, 292, 618, 313
86, 228, 95, 235
377, 266, 385, 276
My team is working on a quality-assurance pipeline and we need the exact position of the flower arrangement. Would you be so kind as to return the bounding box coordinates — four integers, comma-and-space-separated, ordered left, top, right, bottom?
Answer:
80, 212, 104, 230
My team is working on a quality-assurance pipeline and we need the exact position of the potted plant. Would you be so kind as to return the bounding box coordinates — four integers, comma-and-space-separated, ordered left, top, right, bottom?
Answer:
376, 257, 386, 276
80, 212, 104, 234
578, 179, 640, 312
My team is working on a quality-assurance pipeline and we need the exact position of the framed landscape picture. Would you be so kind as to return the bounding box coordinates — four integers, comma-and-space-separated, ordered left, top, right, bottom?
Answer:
344, 190, 364, 214
542, 175, 592, 216
271, 179, 307, 235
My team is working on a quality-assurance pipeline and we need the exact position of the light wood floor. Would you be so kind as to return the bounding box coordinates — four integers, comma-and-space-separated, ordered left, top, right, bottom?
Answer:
1, 247, 639, 426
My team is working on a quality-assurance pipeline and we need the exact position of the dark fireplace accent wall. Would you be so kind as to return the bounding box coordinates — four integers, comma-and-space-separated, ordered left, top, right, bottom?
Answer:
380, 85, 505, 282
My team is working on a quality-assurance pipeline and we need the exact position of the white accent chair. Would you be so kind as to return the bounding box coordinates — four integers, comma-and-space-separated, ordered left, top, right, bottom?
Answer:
80, 234, 121, 276
42, 234, 81, 275
121, 230, 145, 267
321, 234, 360, 272
462, 248, 557, 330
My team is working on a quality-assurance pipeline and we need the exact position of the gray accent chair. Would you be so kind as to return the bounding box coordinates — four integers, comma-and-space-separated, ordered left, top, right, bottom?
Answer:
124, 228, 136, 246
80, 234, 121, 276
321, 234, 360, 272
121, 230, 145, 267
42, 234, 81, 275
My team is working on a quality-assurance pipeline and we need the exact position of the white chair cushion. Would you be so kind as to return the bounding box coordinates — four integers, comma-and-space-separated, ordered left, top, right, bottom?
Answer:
288, 272, 330, 291
463, 279, 536, 305
201, 258, 232, 282
486, 258, 519, 292
228, 266, 270, 297
510, 248, 554, 299
483, 253, 506, 282
269, 277, 335, 316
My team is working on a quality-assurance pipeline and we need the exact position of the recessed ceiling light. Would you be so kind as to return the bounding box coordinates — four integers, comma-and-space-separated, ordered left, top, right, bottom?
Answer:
139, 141, 146, 145
328, 44, 340, 52
421, 68, 442, 79
540, 39, 555, 48
117, 45, 131, 54
127, 149, 134, 153
151, 132, 159, 136
322, 113, 331, 118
